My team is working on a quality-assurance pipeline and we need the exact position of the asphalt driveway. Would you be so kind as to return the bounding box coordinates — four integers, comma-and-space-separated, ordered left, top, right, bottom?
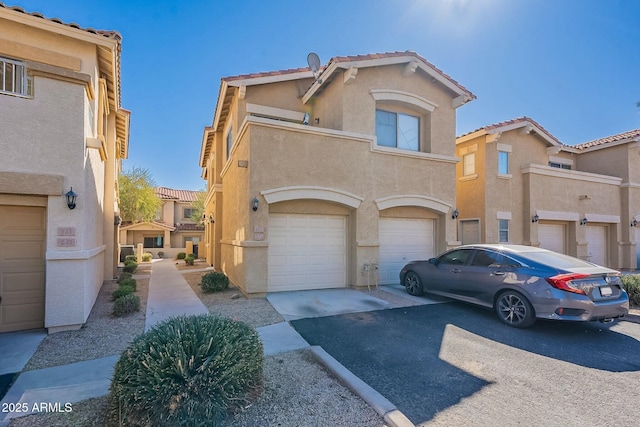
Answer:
291, 301, 640, 426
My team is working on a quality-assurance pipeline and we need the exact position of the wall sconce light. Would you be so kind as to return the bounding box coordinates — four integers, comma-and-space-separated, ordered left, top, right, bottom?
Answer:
580, 217, 588, 226
114, 215, 122, 226
314, 117, 320, 125
632, 219, 638, 227
208, 214, 214, 224
452, 209, 459, 220
65, 187, 77, 210
532, 214, 539, 223
252, 197, 259, 212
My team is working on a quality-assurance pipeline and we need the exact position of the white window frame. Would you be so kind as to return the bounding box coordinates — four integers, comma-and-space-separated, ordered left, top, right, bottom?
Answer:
498, 219, 509, 243
498, 151, 510, 175
463, 153, 476, 176
0, 56, 33, 98
375, 109, 420, 152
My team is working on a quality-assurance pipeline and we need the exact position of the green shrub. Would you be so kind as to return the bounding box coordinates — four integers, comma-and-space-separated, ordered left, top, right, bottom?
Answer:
118, 277, 137, 291
142, 252, 153, 262
157, 251, 164, 258
112, 285, 135, 300
177, 252, 186, 260
201, 272, 229, 293
113, 294, 140, 317
125, 254, 137, 263
123, 260, 138, 273
117, 272, 133, 283
622, 274, 640, 306
185, 255, 195, 265
108, 314, 263, 427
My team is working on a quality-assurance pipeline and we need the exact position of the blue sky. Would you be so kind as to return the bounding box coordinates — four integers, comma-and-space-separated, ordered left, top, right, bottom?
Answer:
9, 0, 640, 190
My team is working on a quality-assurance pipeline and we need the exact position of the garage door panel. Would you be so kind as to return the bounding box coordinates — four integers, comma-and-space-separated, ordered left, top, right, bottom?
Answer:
586, 225, 607, 266
0, 205, 46, 333
538, 224, 566, 254
379, 218, 435, 285
268, 213, 347, 292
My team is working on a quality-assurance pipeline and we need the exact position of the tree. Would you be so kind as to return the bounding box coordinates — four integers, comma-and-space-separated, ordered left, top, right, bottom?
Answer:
118, 167, 161, 223
188, 189, 207, 224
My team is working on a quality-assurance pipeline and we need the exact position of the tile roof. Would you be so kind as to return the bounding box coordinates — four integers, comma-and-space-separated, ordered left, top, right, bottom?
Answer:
155, 187, 204, 203
175, 223, 205, 232
0, 2, 121, 40
574, 129, 640, 149
459, 116, 563, 146
223, 67, 312, 83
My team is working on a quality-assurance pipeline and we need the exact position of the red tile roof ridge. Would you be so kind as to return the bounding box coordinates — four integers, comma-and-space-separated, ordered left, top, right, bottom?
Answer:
0, 2, 121, 40
223, 67, 313, 82
155, 187, 204, 203
574, 129, 640, 149
459, 116, 564, 146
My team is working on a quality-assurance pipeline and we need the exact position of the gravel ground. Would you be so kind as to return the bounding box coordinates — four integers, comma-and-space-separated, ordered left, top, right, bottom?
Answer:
9, 264, 389, 427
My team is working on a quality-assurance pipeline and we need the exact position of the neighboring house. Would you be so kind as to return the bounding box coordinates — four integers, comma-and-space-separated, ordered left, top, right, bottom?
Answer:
199, 51, 475, 295
119, 187, 205, 259
0, 4, 129, 332
456, 117, 640, 269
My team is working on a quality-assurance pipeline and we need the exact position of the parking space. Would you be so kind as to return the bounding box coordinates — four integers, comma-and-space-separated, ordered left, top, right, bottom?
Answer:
291, 301, 640, 426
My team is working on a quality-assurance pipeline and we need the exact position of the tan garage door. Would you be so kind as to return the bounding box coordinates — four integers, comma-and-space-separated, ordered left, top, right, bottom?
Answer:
0, 205, 46, 333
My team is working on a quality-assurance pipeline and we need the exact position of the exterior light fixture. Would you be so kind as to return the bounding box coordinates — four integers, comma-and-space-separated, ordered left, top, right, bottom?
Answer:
114, 215, 122, 226
208, 214, 214, 224
580, 217, 588, 226
65, 187, 77, 210
451, 209, 459, 220
252, 197, 259, 212
632, 219, 638, 227
532, 214, 539, 223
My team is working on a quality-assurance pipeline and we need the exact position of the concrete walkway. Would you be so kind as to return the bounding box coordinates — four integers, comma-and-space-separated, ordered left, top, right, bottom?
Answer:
0, 261, 426, 426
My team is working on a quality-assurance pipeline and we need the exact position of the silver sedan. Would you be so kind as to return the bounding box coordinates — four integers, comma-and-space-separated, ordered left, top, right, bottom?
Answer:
400, 244, 629, 328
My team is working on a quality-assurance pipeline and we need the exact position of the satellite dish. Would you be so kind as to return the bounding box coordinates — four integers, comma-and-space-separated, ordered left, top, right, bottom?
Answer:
307, 52, 322, 83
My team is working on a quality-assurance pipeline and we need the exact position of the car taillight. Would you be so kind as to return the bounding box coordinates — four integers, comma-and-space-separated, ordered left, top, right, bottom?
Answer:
545, 273, 590, 295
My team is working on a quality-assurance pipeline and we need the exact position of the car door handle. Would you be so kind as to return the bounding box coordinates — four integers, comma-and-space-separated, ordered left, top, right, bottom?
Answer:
451, 269, 461, 273
492, 271, 505, 276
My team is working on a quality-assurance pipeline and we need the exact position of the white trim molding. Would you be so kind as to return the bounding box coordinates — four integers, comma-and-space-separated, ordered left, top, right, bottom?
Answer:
535, 210, 580, 222
261, 186, 364, 209
496, 211, 512, 220
584, 214, 620, 224
375, 195, 452, 214
370, 89, 438, 113
522, 164, 622, 186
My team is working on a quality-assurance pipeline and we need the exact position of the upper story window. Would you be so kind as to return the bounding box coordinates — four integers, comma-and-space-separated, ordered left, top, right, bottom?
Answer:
225, 125, 233, 160
549, 161, 571, 170
375, 109, 420, 151
463, 153, 475, 176
498, 151, 509, 174
1, 56, 33, 97
183, 208, 195, 220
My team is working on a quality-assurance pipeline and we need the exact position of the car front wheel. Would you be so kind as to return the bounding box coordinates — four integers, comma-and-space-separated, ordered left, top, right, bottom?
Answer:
404, 271, 423, 296
495, 291, 536, 328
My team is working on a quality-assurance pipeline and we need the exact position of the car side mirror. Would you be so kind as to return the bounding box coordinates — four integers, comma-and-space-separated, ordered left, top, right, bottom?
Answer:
428, 258, 438, 265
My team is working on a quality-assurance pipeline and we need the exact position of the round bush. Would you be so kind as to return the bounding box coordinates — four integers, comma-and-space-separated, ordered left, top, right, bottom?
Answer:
118, 272, 133, 283
201, 272, 230, 293
185, 255, 195, 266
109, 315, 264, 426
622, 274, 640, 306
113, 294, 140, 317
123, 261, 138, 274
176, 252, 186, 260
118, 277, 137, 290
142, 252, 153, 262
112, 285, 135, 301
125, 254, 137, 263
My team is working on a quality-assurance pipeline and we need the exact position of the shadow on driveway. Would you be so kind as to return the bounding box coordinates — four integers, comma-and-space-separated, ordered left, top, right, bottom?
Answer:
291, 301, 640, 424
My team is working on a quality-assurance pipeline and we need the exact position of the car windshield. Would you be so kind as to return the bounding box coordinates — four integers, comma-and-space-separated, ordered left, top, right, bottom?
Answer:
519, 250, 596, 269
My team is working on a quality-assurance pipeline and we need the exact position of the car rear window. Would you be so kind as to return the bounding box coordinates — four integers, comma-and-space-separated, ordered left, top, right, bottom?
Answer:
520, 251, 596, 269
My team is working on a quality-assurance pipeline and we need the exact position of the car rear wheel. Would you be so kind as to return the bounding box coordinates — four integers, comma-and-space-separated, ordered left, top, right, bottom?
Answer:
404, 271, 423, 296
495, 291, 536, 328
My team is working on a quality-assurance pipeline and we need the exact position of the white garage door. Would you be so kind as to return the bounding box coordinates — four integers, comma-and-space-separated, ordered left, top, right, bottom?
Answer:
538, 223, 566, 254
0, 205, 46, 333
379, 218, 435, 285
586, 225, 607, 266
636, 228, 640, 268
268, 213, 347, 292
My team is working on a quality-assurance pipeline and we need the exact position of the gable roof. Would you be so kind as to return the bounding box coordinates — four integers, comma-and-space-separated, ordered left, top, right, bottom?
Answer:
302, 51, 475, 105
457, 116, 564, 148
155, 187, 203, 203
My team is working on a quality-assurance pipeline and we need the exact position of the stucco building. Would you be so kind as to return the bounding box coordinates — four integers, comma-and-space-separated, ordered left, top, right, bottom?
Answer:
0, 4, 129, 332
199, 51, 475, 295
119, 187, 205, 259
456, 117, 640, 269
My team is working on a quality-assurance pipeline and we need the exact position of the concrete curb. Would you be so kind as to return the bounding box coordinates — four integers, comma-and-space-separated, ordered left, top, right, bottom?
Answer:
308, 346, 415, 427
